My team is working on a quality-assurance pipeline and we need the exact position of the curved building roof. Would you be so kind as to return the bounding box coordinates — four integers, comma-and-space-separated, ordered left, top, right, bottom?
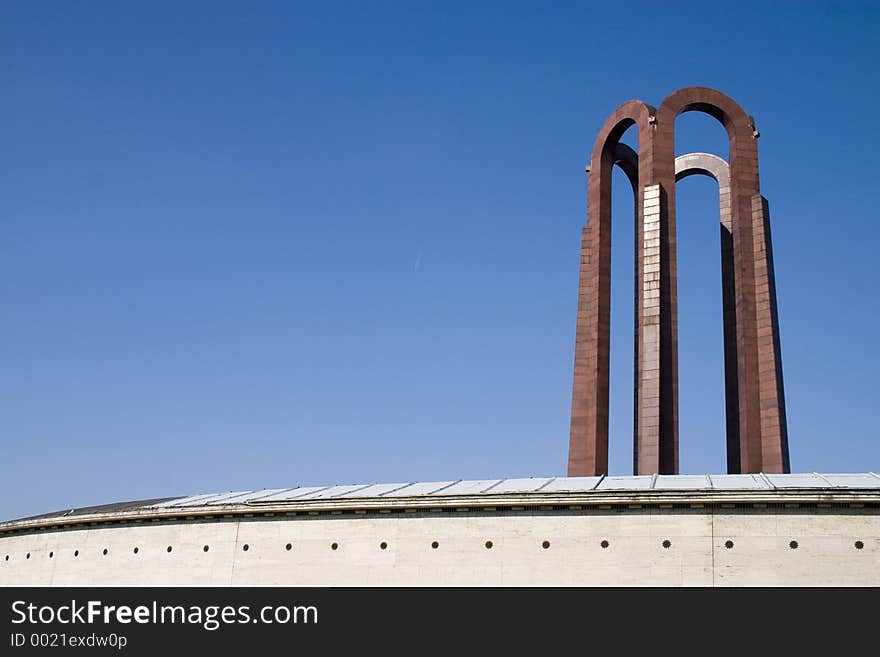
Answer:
145, 472, 880, 508
3, 472, 879, 532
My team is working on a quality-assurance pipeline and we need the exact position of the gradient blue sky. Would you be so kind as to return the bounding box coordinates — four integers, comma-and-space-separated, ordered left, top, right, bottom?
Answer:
2, 1, 878, 521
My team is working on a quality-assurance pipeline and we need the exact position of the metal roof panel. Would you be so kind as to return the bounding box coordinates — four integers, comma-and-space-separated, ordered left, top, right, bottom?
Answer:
429, 479, 503, 496
765, 473, 829, 489
597, 476, 654, 490
817, 473, 880, 488
296, 484, 374, 499
205, 489, 289, 505
380, 481, 458, 497
707, 474, 771, 489
541, 477, 603, 492
653, 475, 712, 490
487, 478, 553, 494
250, 486, 332, 502
182, 491, 251, 506
150, 493, 217, 508
336, 483, 411, 498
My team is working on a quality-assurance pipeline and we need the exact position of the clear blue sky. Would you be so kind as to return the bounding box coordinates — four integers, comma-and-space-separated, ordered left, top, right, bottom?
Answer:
2, 1, 878, 521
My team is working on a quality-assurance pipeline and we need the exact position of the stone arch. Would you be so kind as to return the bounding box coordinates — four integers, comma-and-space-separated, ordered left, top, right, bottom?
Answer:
569, 100, 655, 477
675, 152, 728, 186
654, 87, 788, 474
613, 142, 638, 189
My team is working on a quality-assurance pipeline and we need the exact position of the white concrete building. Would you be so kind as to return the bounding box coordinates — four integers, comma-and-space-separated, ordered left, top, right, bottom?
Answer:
1, 473, 878, 586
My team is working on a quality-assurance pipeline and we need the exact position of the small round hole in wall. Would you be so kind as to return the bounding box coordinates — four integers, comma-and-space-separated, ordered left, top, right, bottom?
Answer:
167, 546, 173, 553
542, 540, 550, 549
331, 542, 338, 551
789, 540, 798, 550
49, 552, 54, 559
102, 548, 108, 556
285, 543, 292, 551
855, 540, 864, 550
431, 541, 439, 549
74, 550, 79, 557
4, 555, 8, 562
133, 547, 139, 555
242, 544, 249, 552
380, 542, 387, 550
203, 545, 209, 552
485, 540, 493, 549
600, 540, 609, 549
662, 540, 671, 549
26, 553, 31, 559
725, 540, 734, 549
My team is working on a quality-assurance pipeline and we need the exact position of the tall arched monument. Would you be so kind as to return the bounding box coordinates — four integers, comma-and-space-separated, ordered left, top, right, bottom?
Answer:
568, 86, 790, 476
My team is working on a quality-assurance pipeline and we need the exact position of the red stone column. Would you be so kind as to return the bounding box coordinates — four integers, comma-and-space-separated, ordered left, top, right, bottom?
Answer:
568, 101, 656, 476
751, 195, 790, 472
634, 183, 669, 473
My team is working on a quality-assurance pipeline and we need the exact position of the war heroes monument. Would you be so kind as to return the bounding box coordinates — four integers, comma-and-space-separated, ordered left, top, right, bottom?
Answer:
569, 86, 789, 477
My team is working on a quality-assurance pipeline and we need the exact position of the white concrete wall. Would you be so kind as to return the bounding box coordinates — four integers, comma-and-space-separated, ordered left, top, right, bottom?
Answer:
1, 508, 877, 586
